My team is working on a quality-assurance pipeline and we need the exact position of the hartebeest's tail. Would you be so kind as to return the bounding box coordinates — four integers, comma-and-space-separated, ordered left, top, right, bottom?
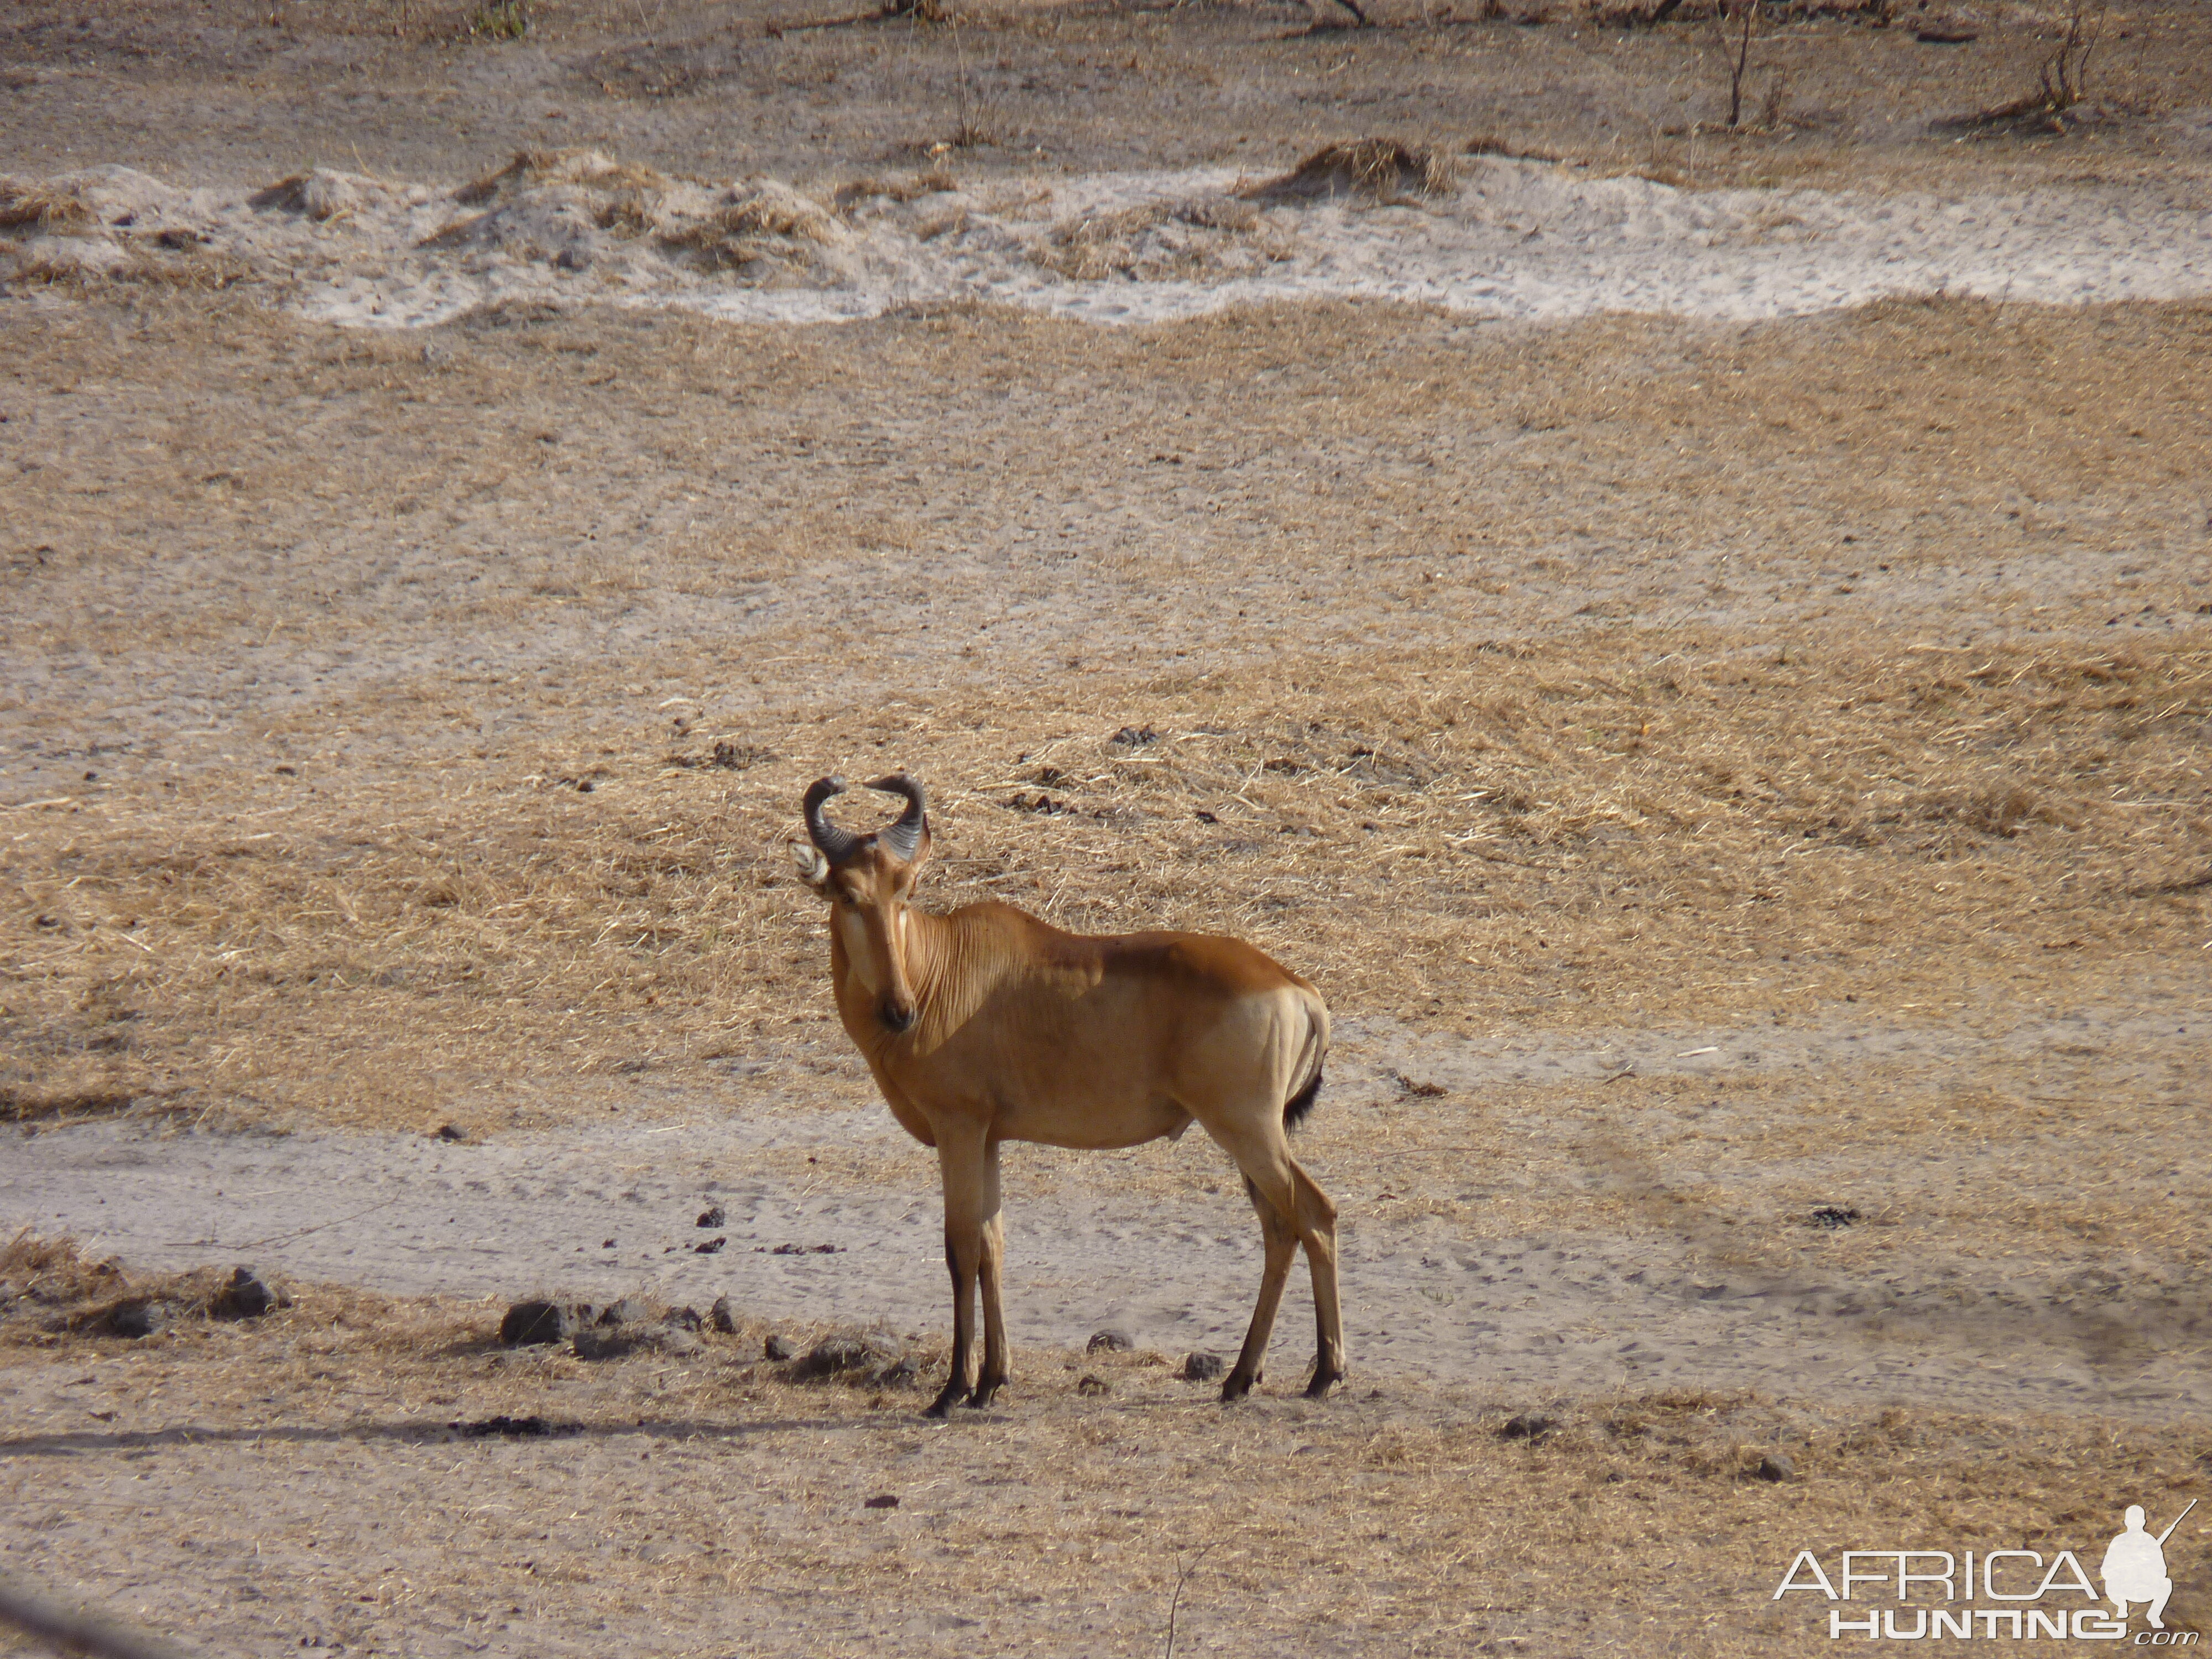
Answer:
1282, 987, 1331, 1131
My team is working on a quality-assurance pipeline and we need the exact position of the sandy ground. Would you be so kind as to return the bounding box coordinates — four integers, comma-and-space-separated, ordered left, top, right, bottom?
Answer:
4, 0, 2211, 1653
8, 153, 2210, 327
8, 1003, 2210, 1423
6, 1260, 2206, 1659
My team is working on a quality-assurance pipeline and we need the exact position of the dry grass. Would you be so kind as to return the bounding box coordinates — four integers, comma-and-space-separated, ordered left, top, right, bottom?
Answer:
0, 177, 98, 235
1032, 195, 1273, 280
2, 293, 2208, 1136
2, 1247, 2206, 1655
2, 632, 2203, 1133
1243, 139, 1458, 204
453, 147, 672, 207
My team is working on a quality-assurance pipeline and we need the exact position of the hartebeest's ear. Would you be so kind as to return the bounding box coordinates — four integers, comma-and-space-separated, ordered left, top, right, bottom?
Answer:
789, 841, 833, 893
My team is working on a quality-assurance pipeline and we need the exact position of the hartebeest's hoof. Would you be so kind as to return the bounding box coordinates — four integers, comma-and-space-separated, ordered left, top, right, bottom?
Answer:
1303, 1368, 1344, 1400
1219, 1371, 1260, 1404
964, 1381, 1003, 1409
924, 1383, 965, 1419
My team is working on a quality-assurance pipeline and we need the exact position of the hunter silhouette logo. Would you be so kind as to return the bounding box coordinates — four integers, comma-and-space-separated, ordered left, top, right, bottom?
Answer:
1773, 1496, 2202, 1642
2106, 1501, 2197, 1631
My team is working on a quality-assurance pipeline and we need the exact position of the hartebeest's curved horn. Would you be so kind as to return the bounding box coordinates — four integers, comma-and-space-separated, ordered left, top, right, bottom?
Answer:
869, 774, 928, 862
803, 776, 861, 866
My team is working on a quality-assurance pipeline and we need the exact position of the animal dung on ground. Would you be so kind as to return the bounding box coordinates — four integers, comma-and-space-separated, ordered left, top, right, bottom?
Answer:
863, 1494, 900, 1509
1180, 1352, 1226, 1383
574, 1321, 700, 1361
208, 1266, 278, 1319
98, 1297, 179, 1339
711, 1296, 740, 1335
696, 1204, 726, 1228
498, 1299, 575, 1347
763, 1332, 797, 1360
1500, 1411, 1558, 1441
1076, 1374, 1112, 1397
1809, 1205, 1862, 1229
572, 1324, 635, 1360
1087, 1328, 1134, 1354
695, 1235, 727, 1255
791, 1331, 904, 1382
1755, 1449, 1797, 1482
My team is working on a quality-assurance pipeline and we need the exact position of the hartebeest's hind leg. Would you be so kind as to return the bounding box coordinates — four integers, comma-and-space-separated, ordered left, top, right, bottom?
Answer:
1290, 1160, 1345, 1396
1223, 1176, 1300, 1402
927, 1123, 1007, 1418
971, 1141, 1010, 1407
1208, 1121, 1345, 1402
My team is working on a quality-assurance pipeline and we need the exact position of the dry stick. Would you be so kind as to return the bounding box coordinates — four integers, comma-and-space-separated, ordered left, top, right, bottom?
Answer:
1724, 0, 1756, 130
0, 1571, 200, 1659
1161, 1544, 1214, 1659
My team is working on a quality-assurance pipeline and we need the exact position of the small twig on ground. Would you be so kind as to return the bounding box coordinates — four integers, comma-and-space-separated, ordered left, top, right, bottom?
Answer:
1162, 1543, 1215, 1659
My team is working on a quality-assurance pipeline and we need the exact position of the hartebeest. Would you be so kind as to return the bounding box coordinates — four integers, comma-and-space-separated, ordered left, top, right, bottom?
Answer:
790, 773, 1343, 1416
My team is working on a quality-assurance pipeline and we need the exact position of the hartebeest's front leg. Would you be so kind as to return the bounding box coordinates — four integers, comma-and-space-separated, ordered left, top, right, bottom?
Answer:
927, 1121, 1004, 1418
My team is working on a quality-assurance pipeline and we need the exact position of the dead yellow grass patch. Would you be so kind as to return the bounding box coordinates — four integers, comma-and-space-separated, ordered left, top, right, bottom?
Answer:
3, 629, 2203, 1133
1244, 139, 1458, 203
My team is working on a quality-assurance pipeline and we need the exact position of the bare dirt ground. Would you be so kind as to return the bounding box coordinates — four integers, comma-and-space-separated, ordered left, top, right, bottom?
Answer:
3, 0, 2211, 1654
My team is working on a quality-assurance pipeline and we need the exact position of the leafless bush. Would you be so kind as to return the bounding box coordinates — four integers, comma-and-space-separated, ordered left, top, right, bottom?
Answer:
1941, 0, 2109, 132
2036, 0, 2106, 114
1719, 0, 1759, 129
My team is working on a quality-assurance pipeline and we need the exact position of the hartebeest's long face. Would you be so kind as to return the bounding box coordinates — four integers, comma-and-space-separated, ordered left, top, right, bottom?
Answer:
790, 774, 932, 1034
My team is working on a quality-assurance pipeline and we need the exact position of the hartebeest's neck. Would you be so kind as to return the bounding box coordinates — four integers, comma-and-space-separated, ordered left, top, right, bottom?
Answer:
832, 899, 984, 1056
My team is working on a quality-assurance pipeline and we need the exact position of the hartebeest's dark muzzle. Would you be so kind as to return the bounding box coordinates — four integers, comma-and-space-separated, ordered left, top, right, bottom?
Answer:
878, 998, 916, 1034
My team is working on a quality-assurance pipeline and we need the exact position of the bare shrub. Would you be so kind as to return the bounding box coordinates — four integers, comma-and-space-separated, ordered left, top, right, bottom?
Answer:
466, 0, 528, 39
2036, 0, 2107, 114
1941, 0, 2110, 132
1719, 0, 1759, 129
1761, 67, 1791, 129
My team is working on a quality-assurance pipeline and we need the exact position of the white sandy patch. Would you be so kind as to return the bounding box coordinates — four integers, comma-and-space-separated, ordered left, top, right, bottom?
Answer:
3, 152, 2207, 328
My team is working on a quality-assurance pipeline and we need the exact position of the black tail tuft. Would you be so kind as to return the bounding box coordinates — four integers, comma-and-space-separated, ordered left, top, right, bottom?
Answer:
1283, 1067, 1324, 1131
